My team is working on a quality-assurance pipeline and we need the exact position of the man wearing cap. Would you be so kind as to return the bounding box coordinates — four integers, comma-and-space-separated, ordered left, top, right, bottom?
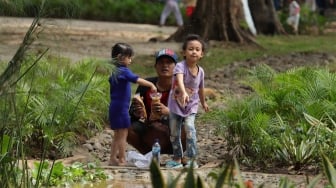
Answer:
127, 49, 186, 155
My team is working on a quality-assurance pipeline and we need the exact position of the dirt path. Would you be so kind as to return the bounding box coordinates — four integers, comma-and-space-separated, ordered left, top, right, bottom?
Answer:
0, 16, 179, 62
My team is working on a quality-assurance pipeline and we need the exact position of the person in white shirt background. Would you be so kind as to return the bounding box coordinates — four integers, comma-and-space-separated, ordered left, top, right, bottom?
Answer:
287, 0, 301, 34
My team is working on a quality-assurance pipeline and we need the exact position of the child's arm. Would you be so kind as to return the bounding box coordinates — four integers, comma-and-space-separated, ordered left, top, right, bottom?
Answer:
176, 73, 189, 106
137, 78, 157, 92
198, 88, 209, 112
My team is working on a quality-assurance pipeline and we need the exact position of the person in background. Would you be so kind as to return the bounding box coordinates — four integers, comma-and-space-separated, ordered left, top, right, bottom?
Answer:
160, 0, 184, 27
165, 34, 209, 169
183, 0, 197, 17
287, 0, 300, 34
127, 48, 186, 156
108, 43, 157, 166
316, 0, 334, 15
273, 0, 282, 11
305, 0, 317, 11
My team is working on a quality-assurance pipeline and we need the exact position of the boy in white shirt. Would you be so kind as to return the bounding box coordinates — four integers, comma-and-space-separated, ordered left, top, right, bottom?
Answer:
287, 0, 301, 34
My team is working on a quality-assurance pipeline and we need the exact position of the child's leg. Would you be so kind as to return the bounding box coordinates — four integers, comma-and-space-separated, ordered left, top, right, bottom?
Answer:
169, 113, 184, 162
184, 113, 197, 159
109, 129, 120, 165
117, 128, 128, 165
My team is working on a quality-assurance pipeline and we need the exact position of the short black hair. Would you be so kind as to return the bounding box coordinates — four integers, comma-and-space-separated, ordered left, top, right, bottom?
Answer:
111, 42, 134, 58
182, 34, 206, 52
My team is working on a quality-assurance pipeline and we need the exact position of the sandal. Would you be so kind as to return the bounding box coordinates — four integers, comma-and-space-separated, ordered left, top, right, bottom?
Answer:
165, 160, 183, 169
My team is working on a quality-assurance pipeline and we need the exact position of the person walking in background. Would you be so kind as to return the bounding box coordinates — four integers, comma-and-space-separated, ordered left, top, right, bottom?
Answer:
165, 34, 209, 169
108, 43, 157, 166
127, 48, 187, 156
305, 0, 316, 11
287, 0, 300, 34
182, 0, 197, 18
316, 0, 334, 15
273, 0, 282, 11
160, 0, 184, 27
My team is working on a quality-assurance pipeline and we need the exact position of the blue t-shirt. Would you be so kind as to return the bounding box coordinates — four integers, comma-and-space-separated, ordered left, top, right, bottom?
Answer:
109, 65, 139, 130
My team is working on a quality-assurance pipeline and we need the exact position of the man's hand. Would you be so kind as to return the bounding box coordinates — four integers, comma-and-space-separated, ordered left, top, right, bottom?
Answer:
131, 95, 147, 122
151, 102, 169, 116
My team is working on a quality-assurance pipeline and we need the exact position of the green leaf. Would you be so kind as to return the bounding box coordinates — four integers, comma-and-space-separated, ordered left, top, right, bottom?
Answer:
150, 160, 165, 188
321, 153, 336, 187
306, 174, 322, 188
1, 134, 10, 155
214, 163, 233, 188
184, 162, 195, 188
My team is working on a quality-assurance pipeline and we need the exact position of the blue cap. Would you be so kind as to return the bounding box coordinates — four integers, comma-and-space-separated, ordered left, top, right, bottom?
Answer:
155, 49, 178, 64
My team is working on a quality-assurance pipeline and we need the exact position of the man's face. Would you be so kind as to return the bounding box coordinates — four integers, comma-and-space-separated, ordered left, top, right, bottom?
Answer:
155, 57, 175, 78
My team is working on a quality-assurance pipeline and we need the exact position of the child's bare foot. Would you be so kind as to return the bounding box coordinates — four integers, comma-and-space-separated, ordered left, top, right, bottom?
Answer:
108, 159, 119, 166
118, 161, 135, 167
118, 159, 130, 166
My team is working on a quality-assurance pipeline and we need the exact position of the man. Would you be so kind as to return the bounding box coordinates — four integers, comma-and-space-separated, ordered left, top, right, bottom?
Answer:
127, 49, 186, 154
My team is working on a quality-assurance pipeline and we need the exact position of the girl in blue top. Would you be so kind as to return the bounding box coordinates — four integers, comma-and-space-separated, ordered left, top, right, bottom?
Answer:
166, 34, 209, 169
109, 43, 157, 166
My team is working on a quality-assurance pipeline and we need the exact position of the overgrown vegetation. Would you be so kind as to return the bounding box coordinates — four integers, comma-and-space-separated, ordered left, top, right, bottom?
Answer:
0, 2, 110, 186
201, 65, 336, 171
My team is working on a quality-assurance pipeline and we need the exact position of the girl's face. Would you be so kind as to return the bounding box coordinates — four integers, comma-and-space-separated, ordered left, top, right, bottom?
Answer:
119, 55, 132, 66
183, 40, 203, 63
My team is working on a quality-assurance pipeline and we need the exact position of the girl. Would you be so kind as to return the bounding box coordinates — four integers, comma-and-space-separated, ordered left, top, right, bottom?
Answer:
108, 43, 156, 166
166, 34, 209, 169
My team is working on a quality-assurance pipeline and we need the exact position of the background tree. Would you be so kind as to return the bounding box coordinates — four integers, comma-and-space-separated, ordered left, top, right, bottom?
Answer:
167, 0, 285, 43
248, 0, 286, 35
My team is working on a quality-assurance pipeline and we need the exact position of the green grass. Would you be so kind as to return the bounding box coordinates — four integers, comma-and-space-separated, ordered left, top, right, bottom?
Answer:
257, 34, 336, 54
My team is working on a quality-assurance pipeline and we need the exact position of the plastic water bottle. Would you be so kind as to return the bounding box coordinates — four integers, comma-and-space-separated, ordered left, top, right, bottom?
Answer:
152, 138, 161, 165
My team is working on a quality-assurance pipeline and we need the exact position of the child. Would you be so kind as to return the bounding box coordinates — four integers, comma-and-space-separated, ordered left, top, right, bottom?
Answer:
166, 34, 209, 169
108, 43, 157, 166
287, 0, 300, 34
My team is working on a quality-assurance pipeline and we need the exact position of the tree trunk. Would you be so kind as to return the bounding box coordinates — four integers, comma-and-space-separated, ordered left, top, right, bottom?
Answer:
166, 0, 285, 42
248, 0, 286, 35
167, 0, 255, 43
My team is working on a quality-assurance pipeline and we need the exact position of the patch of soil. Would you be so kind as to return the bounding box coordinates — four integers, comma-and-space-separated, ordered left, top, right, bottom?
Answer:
206, 51, 336, 97
2, 17, 336, 187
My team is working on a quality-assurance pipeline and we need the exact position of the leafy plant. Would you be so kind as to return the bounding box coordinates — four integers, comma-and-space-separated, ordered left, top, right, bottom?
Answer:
213, 65, 336, 168
31, 160, 108, 187
0, 1, 112, 187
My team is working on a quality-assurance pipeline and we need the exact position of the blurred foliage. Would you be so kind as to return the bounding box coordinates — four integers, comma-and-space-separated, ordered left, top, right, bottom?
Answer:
0, 0, 186, 25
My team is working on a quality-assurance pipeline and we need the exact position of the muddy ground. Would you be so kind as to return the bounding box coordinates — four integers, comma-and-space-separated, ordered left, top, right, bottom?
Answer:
1, 17, 336, 187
